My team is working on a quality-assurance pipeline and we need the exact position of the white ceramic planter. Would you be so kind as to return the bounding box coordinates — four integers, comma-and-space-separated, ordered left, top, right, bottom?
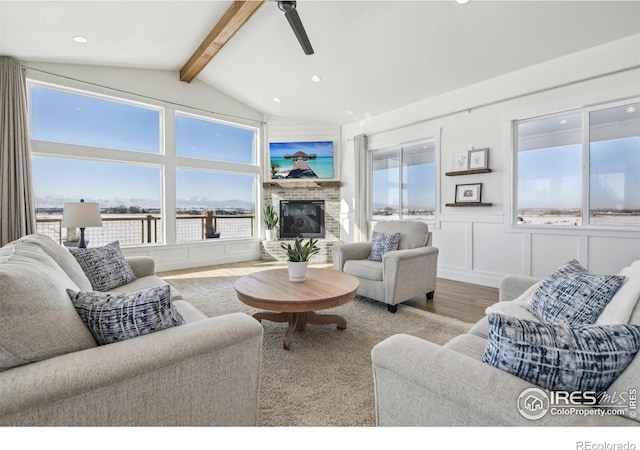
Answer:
287, 261, 308, 282
265, 229, 277, 241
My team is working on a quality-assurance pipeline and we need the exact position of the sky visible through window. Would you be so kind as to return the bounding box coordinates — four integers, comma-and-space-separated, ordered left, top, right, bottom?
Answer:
31, 85, 257, 212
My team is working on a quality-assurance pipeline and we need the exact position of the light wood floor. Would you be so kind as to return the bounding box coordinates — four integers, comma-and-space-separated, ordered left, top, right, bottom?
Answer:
159, 260, 499, 323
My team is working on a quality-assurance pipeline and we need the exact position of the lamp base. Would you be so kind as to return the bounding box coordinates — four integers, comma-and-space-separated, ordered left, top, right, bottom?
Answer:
78, 228, 87, 249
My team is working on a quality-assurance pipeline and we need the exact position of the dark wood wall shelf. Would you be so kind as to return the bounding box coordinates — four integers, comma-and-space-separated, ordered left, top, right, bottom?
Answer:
446, 203, 493, 207
445, 168, 492, 176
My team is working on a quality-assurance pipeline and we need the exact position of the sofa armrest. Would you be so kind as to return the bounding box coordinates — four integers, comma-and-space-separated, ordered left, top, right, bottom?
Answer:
0, 313, 263, 426
332, 242, 372, 271
371, 334, 629, 426
499, 274, 540, 302
382, 246, 438, 303
127, 256, 155, 278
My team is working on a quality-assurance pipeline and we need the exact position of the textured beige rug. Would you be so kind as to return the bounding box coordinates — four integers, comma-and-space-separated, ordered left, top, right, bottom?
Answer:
185, 287, 472, 427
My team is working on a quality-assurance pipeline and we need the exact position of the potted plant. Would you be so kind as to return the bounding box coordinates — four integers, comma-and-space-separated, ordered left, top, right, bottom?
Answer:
263, 204, 278, 241
280, 237, 320, 282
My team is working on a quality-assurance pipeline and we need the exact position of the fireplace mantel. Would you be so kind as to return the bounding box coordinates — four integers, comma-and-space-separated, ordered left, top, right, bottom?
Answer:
263, 181, 341, 189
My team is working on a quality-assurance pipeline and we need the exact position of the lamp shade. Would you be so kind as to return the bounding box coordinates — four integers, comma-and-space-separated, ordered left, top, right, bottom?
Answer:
61, 201, 103, 228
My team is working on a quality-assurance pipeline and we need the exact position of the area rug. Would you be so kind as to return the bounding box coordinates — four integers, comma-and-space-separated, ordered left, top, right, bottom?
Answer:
184, 287, 473, 427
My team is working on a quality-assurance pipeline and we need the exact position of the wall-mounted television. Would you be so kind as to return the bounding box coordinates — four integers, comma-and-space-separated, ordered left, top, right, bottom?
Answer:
268, 141, 335, 180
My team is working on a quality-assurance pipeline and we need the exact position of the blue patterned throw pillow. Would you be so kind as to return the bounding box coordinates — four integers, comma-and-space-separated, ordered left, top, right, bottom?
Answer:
368, 231, 401, 262
483, 313, 640, 393
68, 285, 185, 345
528, 259, 625, 325
70, 241, 137, 291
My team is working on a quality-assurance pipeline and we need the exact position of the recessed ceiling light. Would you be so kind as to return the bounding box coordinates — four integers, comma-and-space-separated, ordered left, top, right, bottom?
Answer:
273, 97, 281, 103
627, 106, 636, 113
72, 36, 88, 43
560, 119, 568, 125
454, 0, 471, 4
311, 75, 321, 83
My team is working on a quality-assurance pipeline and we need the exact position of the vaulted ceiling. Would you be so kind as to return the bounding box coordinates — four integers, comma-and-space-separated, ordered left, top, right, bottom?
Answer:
1, 1, 639, 125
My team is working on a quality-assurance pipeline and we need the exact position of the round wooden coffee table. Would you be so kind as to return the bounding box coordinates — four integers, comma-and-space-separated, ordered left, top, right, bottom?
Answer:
234, 268, 360, 349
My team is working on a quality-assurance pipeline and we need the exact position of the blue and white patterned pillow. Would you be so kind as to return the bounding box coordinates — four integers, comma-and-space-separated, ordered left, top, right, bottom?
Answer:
368, 231, 401, 262
67, 285, 185, 345
483, 313, 640, 393
528, 259, 625, 325
70, 241, 137, 291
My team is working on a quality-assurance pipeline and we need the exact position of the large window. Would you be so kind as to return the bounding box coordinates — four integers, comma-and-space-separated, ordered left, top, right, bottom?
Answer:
371, 140, 436, 221
514, 100, 640, 227
29, 81, 260, 246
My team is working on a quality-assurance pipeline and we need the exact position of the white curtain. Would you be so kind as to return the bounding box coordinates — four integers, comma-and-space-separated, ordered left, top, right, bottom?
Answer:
0, 57, 36, 246
353, 134, 368, 242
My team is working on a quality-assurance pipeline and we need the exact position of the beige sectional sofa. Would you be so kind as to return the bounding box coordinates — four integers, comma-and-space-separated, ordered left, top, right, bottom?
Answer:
372, 271, 640, 426
0, 234, 263, 426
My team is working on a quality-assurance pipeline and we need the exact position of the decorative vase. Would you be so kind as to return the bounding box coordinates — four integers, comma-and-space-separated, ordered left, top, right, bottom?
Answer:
287, 261, 308, 282
265, 229, 277, 241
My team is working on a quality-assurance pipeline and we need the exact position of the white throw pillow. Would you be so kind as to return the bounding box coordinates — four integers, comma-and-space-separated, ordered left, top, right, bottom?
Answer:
597, 260, 640, 325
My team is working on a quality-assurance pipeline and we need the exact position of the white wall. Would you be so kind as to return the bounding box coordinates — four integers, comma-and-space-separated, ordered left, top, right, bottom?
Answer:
341, 34, 640, 287
25, 62, 265, 272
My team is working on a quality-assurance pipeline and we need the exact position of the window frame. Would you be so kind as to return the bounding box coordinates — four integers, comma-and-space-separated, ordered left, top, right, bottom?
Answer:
27, 77, 262, 247
367, 135, 440, 226
510, 97, 640, 232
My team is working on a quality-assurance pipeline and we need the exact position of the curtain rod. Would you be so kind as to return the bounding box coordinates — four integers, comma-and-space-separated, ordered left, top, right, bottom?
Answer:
23, 66, 266, 126
351, 64, 640, 140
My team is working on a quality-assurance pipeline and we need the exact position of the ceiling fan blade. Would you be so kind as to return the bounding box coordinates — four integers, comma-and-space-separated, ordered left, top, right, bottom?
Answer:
284, 9, 314, 55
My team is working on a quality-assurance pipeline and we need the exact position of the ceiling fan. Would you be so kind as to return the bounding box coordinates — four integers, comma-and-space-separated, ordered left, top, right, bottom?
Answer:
277, 1, 314, 55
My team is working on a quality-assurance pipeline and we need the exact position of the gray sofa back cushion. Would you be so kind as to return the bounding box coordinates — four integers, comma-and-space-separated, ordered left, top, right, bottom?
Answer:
373, 221, 429, 250
0, 242, 97, 371
17, 234, 92, 291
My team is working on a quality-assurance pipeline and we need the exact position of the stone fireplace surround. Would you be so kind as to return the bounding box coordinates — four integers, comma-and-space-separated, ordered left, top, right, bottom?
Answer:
260, 181, 342, 263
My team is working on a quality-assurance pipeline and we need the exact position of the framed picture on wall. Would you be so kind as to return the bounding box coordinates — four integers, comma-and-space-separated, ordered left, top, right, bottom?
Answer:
455, 183, 482, 203
268, 141, 335, 180
452, 149, 470, 171
468, 148, 489, 170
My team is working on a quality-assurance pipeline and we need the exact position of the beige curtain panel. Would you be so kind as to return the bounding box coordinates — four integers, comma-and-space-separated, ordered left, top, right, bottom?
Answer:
0, 56, 36, 246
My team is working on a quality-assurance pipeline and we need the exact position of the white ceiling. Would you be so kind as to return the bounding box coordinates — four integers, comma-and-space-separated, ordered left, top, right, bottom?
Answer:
1, 1, 639, 125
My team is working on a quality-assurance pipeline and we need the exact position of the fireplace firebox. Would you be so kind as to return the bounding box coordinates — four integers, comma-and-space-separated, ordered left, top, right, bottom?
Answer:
280, 200, 325, 239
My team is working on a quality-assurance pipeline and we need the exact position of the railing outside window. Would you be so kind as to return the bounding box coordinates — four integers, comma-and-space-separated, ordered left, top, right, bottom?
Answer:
35, 215, 254, 247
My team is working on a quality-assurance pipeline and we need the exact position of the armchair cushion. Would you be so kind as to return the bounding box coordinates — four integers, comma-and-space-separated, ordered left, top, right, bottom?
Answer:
373, 221, 429, 250
483, 313, 640, 393
368, 231, 400, 262
344, 259, 383, 281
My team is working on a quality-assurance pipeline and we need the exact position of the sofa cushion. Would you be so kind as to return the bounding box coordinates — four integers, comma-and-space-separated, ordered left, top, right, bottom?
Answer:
368, 231, 400, 262
483, 313, 640, 393
17, 234, 92, 291
0, 242, 96, 371
68, 285, 185, 346
444, 334, 487, 361
469, 301, 539, 339
70, 241, 137, 291
344, 259, 383, 281
528, 259, 625, 325
173, 300, 207, 323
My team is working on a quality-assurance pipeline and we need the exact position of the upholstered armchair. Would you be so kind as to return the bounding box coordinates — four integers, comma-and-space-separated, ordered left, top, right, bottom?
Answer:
332, 221, 438, 313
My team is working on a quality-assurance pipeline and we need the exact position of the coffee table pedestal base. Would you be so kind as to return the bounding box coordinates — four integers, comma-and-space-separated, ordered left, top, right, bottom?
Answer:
253, 311, 346, 350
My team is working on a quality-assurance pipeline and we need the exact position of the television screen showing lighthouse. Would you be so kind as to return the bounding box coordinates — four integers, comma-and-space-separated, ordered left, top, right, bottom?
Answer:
269, 141, 334, 179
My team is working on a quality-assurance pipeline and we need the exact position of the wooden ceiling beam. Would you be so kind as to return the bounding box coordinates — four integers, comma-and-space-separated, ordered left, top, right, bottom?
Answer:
180, 0, 265, 83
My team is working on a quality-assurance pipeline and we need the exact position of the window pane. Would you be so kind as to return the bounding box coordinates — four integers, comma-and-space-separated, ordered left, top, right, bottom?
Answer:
589, 102, 640, 226
516, 112, 583, 226
176, 114, 256, 164
402, 142, 435, 220
371, 149, 400, 220
31, 85, 160, 153
176, 169, 255, 241
33, 156, 162, 246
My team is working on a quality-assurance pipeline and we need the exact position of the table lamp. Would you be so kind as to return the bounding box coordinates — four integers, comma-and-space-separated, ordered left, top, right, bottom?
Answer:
61, 199, 103, 248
